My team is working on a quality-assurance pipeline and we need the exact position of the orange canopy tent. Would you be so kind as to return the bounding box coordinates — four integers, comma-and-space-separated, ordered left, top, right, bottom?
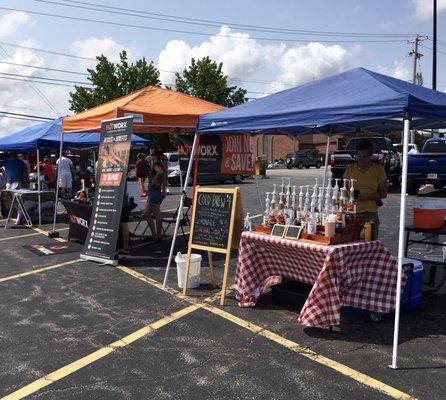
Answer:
62, 86, 224, 133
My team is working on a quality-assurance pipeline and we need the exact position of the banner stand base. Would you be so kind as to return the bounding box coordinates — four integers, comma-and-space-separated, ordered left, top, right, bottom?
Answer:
80, 253, 118, 266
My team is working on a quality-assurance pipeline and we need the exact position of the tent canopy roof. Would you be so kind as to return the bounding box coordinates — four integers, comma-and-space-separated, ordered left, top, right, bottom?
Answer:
62, 86, 224, 133
0, 118, 151, 151
198, 67, 446, 135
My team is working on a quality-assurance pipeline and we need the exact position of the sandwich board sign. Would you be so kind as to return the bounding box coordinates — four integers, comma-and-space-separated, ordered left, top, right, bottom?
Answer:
182, 186, 244, 305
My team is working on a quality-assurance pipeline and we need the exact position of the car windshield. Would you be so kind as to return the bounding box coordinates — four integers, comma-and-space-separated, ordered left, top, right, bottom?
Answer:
423, 141, 446, 153
346, 139, 387, 152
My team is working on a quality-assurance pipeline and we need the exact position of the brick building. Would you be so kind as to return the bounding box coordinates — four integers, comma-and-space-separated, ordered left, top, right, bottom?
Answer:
251, 133, 343, 162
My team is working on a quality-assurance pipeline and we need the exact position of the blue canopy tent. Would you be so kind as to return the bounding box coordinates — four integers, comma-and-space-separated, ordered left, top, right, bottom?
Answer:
0, 118, 151, 151
192, 67, 446, 369
0, 118, 150, 227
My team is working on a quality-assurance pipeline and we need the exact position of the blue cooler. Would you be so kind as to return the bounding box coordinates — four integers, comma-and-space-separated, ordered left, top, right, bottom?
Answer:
400, 258, 423, 310
353, 258, 423, 320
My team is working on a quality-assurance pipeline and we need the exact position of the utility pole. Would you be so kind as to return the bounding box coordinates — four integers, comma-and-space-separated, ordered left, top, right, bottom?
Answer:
408, 35, 427, 143
433, 0, 437, 90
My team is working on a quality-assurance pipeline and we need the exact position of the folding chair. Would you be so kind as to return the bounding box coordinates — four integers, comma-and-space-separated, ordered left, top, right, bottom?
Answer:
161, 196, 192, 238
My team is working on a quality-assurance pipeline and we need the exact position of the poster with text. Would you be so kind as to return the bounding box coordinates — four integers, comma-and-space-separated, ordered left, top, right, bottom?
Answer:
81, 116, 133, 265
220, 134, 254, 175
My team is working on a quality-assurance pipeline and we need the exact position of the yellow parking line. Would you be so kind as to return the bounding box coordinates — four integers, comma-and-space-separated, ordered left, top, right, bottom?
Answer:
116, 266, 415, 400
0, 259, 82, 283
0, 232, 44, 242
201, 304, 415, 400
0, 227, 68, 242
32, 227, 67, 242
1, 304, 200, 400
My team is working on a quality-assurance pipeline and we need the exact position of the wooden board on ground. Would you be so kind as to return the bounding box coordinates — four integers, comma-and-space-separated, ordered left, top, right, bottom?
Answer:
183, 186, 244, 305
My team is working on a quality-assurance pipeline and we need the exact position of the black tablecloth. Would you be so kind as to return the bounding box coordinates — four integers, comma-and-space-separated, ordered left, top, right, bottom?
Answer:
61, 200, 137, 246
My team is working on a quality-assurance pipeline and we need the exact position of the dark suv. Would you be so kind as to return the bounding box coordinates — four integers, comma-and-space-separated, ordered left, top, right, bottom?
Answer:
285, 150, 323, 169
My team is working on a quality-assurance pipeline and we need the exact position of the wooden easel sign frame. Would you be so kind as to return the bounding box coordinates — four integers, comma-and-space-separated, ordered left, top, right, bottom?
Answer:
182, 186, 243, 305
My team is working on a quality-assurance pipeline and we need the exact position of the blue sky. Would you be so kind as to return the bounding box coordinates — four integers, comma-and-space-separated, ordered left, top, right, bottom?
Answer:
0, 0, 444, 135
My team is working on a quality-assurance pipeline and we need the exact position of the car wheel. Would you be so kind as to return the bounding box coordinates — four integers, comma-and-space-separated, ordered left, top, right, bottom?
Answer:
315, 161, 321, 168
407, 179, 420, 195
286, 165, 292, 169
233, 174, 244, 184
297, 162, 304, 169
433, 182, 444, 190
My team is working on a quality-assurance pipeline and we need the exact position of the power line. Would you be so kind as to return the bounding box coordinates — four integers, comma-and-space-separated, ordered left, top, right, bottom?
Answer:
0, 71, 92, 86
419, 44, 446, 56
0, 6, 409, 44
0, 41, 96, 61
0, 45, 62, 116
0, 75, 79, 88
0, 110, 54, 121
0, 60, 89, 76
37, 0, 417, 38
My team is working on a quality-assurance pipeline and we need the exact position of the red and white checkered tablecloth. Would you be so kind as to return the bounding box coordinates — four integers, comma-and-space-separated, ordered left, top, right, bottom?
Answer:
235, 231, 405, 327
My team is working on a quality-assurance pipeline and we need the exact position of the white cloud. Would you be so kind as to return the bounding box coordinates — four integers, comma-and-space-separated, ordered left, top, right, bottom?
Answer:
376, 60, 411, 81
411, 0, 446, 19
157, 26, 352, 95
352, 5, 362, 13
0, 11, 31, 38
267, 42, 349, 94
71, 37, 130, 63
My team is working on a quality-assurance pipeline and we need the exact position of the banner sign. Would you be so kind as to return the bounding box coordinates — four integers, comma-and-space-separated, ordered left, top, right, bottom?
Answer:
81, 116, 133, 265
178, 134, 254, 176
179, 134, 222, 174
220, 134, 254, 175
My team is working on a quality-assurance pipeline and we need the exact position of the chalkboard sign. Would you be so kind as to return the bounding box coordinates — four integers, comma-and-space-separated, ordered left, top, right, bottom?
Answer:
284, 225, 302, 240
271, 224, 286, 238
192, 191, 234, 250
184, 186, 244, 306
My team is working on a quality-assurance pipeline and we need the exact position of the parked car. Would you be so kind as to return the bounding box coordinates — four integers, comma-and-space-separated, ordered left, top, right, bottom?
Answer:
285, 150, 323, 169
330, 137, 401, 186
407, 138, 446, 195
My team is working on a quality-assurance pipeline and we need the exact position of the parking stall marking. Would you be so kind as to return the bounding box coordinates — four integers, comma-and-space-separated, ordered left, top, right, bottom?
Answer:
0, 227, 69, 242
0, 259, 83, 283
1, 304, 200, 400
116, 265, 416, 400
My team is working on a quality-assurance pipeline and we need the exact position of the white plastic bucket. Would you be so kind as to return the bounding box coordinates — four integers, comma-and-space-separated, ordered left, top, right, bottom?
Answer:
175, 253, 201, 289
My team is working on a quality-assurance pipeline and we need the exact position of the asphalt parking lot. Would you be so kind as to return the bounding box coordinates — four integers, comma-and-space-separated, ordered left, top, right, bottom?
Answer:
0, 168, 445, 399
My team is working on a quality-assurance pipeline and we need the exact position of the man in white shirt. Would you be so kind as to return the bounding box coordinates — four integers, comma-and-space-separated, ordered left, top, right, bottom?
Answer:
56, 151, 74, 198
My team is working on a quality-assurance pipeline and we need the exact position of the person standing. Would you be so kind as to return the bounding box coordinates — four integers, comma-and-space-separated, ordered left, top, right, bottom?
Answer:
56, 151, 74, 198
144, 150, 167, 241
135, 153, 149, 197
37, 157, 56, 189
343, 138, 388, 240
17, 154, 30, 188
0, 152, 28, 190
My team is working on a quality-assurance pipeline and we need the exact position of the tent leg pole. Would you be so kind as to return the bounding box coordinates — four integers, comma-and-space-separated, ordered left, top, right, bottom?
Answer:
49, 131, 64, 237
37, 148, 41, 226
163, 133, 199, 288
322, 134, 331, 190
389, 117, 410, 370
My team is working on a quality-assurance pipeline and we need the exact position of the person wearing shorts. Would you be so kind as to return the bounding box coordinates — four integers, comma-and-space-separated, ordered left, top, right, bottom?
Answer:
56, 151, 74, 198
144, 150, 166, 241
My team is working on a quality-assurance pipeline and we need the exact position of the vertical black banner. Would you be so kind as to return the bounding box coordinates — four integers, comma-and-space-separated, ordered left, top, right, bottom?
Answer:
81, 116, 133, 265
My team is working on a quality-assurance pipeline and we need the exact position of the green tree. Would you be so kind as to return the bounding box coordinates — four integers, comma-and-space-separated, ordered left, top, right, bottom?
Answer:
69, 51, 161, 113
175, 57, 247, 107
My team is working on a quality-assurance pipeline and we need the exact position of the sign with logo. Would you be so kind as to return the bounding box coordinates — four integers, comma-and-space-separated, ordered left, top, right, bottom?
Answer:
81, 116, 133, 265
178, 134, 254, 176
